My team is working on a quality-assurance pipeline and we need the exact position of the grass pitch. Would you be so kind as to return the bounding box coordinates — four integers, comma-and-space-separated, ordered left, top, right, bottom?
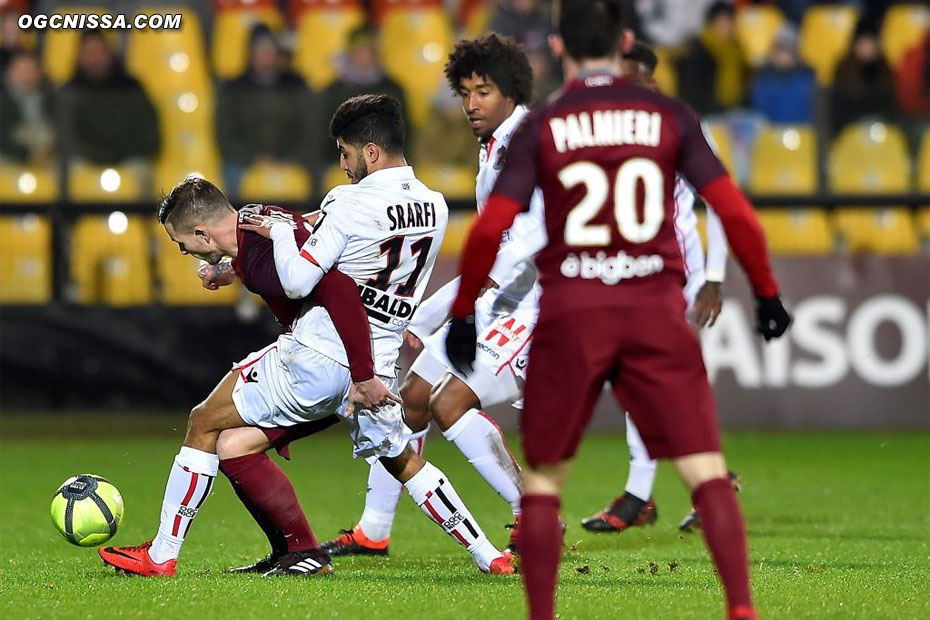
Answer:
0, 415, 927, 619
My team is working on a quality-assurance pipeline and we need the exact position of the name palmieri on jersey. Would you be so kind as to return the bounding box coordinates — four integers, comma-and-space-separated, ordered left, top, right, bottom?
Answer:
549, 110, 662, 153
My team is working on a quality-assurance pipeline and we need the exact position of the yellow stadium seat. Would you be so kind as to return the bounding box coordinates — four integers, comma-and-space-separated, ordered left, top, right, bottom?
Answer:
881, 3, 930, 67
749, 125, 817, 194
706, 123, 735, 175
126, 9, 210, 98
917, 129, 930, 194
800, 4, 858, 84
293, 7, 365, 90
212, 7, 285, 81
152, 221, 239, 305
653, 46, 677, 96
833, 208, 919, 254
153, 90, 222, 193
68, 162, 147, 203
917, 208, 930, 242
70, 215, 153, 305
440, 211, 475, 257
0, 164, 59, 203
322, 164, 351, 193
42, 7, 116, 86
379, 8, 453, 127
758, 209, 835, 255
829, 122, 911, 194
736, 5, 786, 67
239, 161, 313, 203
416, 164, 476, 201
0, 215, 52, 304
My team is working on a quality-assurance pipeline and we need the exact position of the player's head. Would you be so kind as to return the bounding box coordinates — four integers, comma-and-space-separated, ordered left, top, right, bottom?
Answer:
158, 176, 236, 264
330, 93, 405, 184
549, 0, 633, 69
621, 41, 658, 89
444, 34, 533, 141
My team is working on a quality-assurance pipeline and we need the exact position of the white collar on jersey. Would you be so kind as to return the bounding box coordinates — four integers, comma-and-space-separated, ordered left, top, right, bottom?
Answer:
487, 105, 530, 149
356, 165, 415, 187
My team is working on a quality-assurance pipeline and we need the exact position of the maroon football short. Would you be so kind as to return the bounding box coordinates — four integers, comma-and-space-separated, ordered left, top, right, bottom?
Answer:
520, 303, 721, 468
260, 415, 340, 460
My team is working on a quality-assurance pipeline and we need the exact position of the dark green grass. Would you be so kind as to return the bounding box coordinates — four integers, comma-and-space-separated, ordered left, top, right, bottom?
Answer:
1, 416, 928, 619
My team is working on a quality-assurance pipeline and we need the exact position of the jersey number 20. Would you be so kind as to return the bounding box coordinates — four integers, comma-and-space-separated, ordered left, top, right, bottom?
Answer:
560, 158, 664, 246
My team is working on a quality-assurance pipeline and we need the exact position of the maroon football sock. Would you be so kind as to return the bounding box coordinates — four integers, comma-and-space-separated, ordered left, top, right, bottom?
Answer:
220, 453, 318, 553
520, 494, 563, 620
692, 478, 754, 614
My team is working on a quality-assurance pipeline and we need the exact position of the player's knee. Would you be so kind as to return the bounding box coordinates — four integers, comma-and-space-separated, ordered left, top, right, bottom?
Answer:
428, 389, 464, 432
216, 428, 265, 460
188, 401, 221, 436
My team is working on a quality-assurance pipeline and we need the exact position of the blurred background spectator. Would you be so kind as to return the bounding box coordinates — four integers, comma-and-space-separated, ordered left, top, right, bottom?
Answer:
0, 51, 55, 165
894, 30, 930, 120
488, 0, 552, 54
413, 83, 476, 171
635, 0, 716, 47
216, 24, 312, 194
677, 1, 748, 115
1, 11, 26, 74
316, 25, 409, 174
60, 30, 159, 168
750, 24, 815, 124
830, 19, 898, 135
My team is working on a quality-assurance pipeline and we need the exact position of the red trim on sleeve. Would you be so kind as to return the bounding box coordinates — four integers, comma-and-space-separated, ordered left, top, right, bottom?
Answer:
300, 249, 320, 266
450, 195, 524, 318
698, 175, 778, 298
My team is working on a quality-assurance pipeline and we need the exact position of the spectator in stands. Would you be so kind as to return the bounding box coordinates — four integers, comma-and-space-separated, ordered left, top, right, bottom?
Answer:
894, 30, 929, 119
216, 24, 313, 193
60, 30, 159, 167
676, 1, 748, 115
750, 25, 816, 123
830, 19, 898, 134
316, 25, 409, 174
489, 0, 552, 54
635, 0, 715, 47
0, 51, 55, 165
0, 12, 26, 74
413, 83, 477, 171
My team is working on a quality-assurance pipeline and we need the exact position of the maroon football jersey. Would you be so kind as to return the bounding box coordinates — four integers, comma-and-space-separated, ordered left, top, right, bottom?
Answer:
491, 72, 727, 314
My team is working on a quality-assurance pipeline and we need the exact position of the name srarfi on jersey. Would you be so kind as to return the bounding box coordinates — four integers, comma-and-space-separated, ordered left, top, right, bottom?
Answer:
549, 110, 662, 153
386, 202, 437, 231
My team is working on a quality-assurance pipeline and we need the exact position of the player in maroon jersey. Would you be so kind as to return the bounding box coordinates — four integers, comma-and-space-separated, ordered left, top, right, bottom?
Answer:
444, 2, 791, 619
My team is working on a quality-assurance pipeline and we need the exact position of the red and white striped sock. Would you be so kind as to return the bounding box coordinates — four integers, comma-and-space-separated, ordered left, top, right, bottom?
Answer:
404, 461, 500, 571
150, 447, 218, 564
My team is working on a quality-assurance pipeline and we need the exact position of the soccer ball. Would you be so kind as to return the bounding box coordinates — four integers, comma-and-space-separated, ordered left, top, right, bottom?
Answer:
50, 474, 124, 547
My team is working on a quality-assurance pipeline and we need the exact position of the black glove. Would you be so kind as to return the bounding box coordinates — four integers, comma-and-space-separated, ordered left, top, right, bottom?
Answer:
445, 315, 478, 375
756, 296, 792, 341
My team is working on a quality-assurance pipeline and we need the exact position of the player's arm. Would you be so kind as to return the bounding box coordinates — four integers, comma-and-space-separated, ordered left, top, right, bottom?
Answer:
677, 108, 790, 340
704, 204, 728, 283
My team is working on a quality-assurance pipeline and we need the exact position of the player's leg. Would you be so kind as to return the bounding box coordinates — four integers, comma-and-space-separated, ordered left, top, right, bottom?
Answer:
429, 374, 523, 530
322, 370, 434, 556
100, 369, 244, 576
612, 306, 755, 620
581, 414, 658, 532
379, 446, 514, 574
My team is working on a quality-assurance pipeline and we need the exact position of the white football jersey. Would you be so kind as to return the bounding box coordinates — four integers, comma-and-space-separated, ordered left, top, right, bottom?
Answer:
672, 175, 728, 283
478, 105, 547, 313
292, 166, 448, 376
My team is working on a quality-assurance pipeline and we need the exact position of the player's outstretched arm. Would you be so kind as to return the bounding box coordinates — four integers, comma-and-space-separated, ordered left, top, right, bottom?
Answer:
312, 271, 376, 383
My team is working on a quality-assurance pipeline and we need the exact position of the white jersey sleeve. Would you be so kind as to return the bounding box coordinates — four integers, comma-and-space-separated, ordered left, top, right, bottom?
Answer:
704, 204, 728, 282
407, 276, 459, 340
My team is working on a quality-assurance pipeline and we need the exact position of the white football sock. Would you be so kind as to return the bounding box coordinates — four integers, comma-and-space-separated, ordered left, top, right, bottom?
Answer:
404, 461, 501, 572
357, 436, 426, 541
442, 409, 522, 516
624, 414, 657, 502
150, 447, 218, 564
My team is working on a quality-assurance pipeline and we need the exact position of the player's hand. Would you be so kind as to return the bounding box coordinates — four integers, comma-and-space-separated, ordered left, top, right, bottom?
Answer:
345, 377, 402, 416
755, 296, 792, 341
446, 315, 477, 375
689, 281, 723, 328
238, 211, 274, 238
198, 262, 236, 290
403, 330, 423, 350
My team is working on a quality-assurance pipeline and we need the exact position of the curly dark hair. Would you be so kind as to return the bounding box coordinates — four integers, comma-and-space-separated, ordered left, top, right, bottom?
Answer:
443, 34, 533, 105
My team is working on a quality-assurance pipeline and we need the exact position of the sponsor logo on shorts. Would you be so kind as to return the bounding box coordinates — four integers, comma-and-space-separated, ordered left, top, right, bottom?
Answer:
242, 368, 260, 383
515, 358, 528, 370
560, 251, 664, 285
477, 342, 501, 360
485, 317, 526, 347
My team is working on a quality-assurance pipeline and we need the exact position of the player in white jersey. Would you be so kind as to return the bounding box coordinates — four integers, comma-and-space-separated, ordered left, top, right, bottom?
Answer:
580, 41, 742, 535
322, 35, 544, 557
101, 95, 514, 578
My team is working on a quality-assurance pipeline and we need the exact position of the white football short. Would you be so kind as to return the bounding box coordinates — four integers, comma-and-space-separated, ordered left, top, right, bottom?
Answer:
231, 334, 409, 460
411, 300, 535, 409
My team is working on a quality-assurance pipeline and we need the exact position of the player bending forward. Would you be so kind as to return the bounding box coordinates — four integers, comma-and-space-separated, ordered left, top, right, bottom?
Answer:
582, 41, 742, 534
101, 95, 514, 577
445, 2, 791, 619
324, 34, 545, 557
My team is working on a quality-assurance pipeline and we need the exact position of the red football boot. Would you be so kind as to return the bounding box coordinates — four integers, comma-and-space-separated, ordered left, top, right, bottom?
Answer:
99, 541, 177, 577
489, 550, 516, 575
581, 493, 658, 532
